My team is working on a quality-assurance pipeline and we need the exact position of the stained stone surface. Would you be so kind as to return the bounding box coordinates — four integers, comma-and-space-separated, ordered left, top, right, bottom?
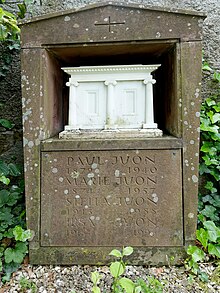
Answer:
41, 149, 182, 247
20, 2, 204, 264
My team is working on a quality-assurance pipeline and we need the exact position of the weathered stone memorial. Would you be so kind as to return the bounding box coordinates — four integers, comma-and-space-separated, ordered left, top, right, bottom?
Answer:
20, 2, 205, 265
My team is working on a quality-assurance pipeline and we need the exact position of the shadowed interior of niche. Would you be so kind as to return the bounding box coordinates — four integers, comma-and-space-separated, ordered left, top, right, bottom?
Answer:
45, 40, 180, 137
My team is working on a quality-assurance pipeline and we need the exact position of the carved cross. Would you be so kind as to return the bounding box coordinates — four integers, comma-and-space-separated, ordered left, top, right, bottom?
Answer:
94, 16, 125, 32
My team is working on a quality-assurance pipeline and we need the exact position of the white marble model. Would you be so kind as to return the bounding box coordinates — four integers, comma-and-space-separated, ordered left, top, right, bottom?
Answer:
60, 64, 162, 137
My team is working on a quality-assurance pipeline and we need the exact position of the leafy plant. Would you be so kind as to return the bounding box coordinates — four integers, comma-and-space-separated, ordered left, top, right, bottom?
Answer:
200, 97, 220, 183
135, 277, 163, 293
91, 271, 101, 293
198, 191, 220, 226
90, 247, 164, 293
0, 118, 14, 129
186, 220, 220, 280
0, 159, 32, 282
0, 1, 29, 78
0, 2, 32, 281
199, 65, 220, 228
0, 6, 20, 41
19, 276, 37, 293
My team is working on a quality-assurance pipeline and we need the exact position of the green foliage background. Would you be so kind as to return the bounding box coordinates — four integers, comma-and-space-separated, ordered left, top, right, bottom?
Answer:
0, 1, 32, 282
186, 65, 220, 280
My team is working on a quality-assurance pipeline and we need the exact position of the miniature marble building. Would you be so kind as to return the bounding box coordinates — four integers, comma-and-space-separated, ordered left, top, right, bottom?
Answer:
60, 65, 162, 137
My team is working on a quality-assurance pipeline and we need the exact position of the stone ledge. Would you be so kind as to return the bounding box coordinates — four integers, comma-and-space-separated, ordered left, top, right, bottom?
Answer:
59, 128, 163, 139
41, 135, 182, 151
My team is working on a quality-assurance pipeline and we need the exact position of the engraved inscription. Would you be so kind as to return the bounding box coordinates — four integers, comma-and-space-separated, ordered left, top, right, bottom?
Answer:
41, 150, 183, 247
64, 153, 158, 242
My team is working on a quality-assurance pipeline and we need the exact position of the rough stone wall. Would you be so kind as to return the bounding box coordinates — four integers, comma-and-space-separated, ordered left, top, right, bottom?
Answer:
0, 47, 23, 164
0, 0, 219, 159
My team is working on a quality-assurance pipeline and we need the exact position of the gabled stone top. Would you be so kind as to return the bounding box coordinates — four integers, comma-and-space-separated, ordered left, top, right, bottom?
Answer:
20, 1, 206, 48
19, 1, 206, 25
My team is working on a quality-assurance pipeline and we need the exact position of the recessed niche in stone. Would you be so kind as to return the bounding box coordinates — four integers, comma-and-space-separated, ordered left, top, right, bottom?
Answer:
43, 41, 180, 138
59, 64, 162, 138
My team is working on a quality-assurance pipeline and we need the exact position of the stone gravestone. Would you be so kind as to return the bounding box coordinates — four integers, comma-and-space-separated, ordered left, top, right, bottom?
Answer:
20, 2, 205, 264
